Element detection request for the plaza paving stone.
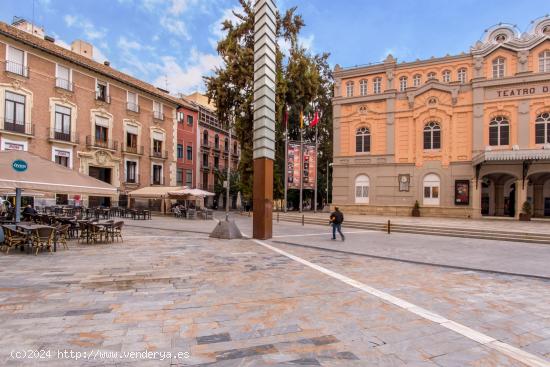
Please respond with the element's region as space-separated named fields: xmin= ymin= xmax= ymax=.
xmin=0 ymin=216 xmax=548 ymax=366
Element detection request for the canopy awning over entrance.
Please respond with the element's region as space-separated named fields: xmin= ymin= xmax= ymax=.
xmin=473 ymin=149 xmax=550 ymax=166
xmin=128 ymin=186 xmax=187 ymax=199
xmin=0 ymin=150 xmax=117 ymax=196
xmin=167 ymin=188 xmax=215 ymax=199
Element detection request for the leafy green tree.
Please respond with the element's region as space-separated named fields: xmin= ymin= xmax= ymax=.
xmin=205 ymin=1 xmax=334 ymax=206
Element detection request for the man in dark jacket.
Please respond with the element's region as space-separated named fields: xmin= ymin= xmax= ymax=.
xmin=329 ymin=207 xmax=345 ymax=241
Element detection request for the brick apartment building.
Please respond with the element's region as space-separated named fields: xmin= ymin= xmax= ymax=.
xmin=0 ymin=19 xmax=182 ymax=208
xmin=186 ymin=93 xmax=240 ymax=208
xmin=175 ymin=99 xmax=198 ymax=188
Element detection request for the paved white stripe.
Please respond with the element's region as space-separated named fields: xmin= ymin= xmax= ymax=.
xmin=251 ymin=238 xmax=550 ymax=367
xmin=273 ymin=230 xmax=374 ymax=238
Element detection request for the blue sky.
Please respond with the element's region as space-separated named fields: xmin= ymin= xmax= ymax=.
xmin=1 ymin=0 xmax=548 ymax=95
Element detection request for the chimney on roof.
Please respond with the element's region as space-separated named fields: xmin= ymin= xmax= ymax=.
xmin=71 ymin=40 xmax=93 ymax=60
xmin=104 ymin=61 xmax=110 ymax=66
xmin=12 ymin=17 xmax=45 ymax=38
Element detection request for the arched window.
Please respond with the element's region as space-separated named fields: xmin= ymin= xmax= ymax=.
xmin=346 ymin=81 xmax=354 ymax=97
xmin=442 ymin=70 xmax=451 ymax=83
xmin=224 ymin=137 xmax=229 ymax=152
xmin=359 ymin=79 xmax=368 ymax=96
xmin=214 ymin=134 xmax=219 ymax=149
xmin=423 ymin=122 xmax=441 ymax=150
xmin=413 ymin=74 xmax=421 ymax=87
xmin=427 ymin=72 xmax=437 ymax=81
xmin=539 ymin=51 xmax=550 ymax=73
xmin=355 ymin=175 xmax=370 ymax=204
xmin=423 ymin=174 xmax=440 ymax=206
xmin=492 ymin=57 xmax=505 ymax=79
xmin=355 ymin=127 xmax=371 ymax=153
xmin=489 ymin=116 xmax=510 ymax=146
xmin=457 ymin=68 xmax=467 ymax=84
xmin=373 ymin=77 xmax=382 ymax=94
xmin=535 ymin=112 xmax=550 ymax=144
xmin=399 ymin=76 xmax=408 ymax=92
xmin=202 ymin=130 xmax=209 ymax=146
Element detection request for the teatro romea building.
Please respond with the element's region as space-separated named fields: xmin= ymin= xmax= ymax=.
xmin=332 ymin=16 xmax=550 ymax=219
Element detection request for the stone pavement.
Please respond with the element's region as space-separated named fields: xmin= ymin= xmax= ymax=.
xmin=0 ymin=218 xmax=548 ymax=366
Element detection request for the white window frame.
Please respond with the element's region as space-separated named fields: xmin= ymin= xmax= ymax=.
xmin=354 ymin=175 xmax=370 ymax=204
xmin=51 ymin=146 xmax=73 ymax=169
xmin=413 ymin=74 xmax=421 ymax=87
xmin=373 ymin=77 xmax=382 ymax=94
xmin=124 ymin=158 xmax=139 ymax=183
xmin=539 ymin=50 xmax=550 ymax=73
xmin=95 ymin=79 xmax=110 ymax=101
xmin=399 ymin=76 xmax=407 ymax=92
xmin=427 ymin=72 xmax=437 ymax=81
xmin=127 ymin=91 xmax=139 ymax=112
xmin=492 ymin=57 xmax=505 ymax=79
xmin=359 ymin=79 xmax=368 ymax=96
xmin=55 ymin=64 xmax=72 ymax=91
xmin=346 ymin=81 xmax=354 ymax=97
xmin=442 ymin=70 xmax=451 ymax=83
xmin=151 ymin=163 xmax=163 ymax=185
xmin=423 ymin=174 xmax=440 ymax=206
xmin=6 ymin=45 xmax=27 ymax=77
xmin=457 ymin=68 xmax=467 ymax=84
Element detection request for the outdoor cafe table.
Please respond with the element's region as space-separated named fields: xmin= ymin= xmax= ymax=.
xmin=16 ymin=223 xmax=57 ymax=252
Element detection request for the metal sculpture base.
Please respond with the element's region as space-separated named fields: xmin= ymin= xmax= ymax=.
xmin=209 ymin=218 xmax=243 ymax=240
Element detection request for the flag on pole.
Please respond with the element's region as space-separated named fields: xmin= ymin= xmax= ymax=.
xmin=300 ymin=109 xmax=304 ymax=129
xmin=310 ymin=111 xmax=319 ymax=127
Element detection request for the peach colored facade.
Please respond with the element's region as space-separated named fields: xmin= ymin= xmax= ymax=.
xmin=0 ymin=20 xmax=180 ymax=207
xmin=333 ymin=17 xmax=550 ymax=219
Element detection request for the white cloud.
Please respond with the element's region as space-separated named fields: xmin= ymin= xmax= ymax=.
xmin=169 ymin=0 xmax=199 ymax=15
xmin=299 ymin=34 xmax=314 ymax=51
xmin=160 ymin=15 xmax=190 ymax=40
xmin=64 ymin=14 xmax=107 ymax=40
xmin=153 ymin=48 xmax=222 ymax=94
xmin=118 ymin=36 xmax=143 ymax=51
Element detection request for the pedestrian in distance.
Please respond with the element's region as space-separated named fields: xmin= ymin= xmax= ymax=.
xmin=329 ymin=207 xmax=345 ymax=241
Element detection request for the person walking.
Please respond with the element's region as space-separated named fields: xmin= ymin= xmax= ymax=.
xmin=330 ymin=207 xmax=345 ymax=241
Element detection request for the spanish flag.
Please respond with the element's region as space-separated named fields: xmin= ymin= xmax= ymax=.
xmin=300 ymin=110 xmax=304 ymax=129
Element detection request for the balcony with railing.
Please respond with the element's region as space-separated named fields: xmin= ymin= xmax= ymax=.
xmin=122 ymin=144 xmax=144 ymax=155
xmin=2 ymin=119 xmax=33 ymax=135
xmin=48 ymin=128 xmax=78 ymax=144
xmin=95 ymin=91 xmax=111 ymax=103
xmin=5 ymin=61 xmax=28 ymax=77
xmin=152 ymin=176 xmax=165 ymax=186
xmin=55 ymin=78 xmax=73 ymax=92
xmin=202 ymin=160 xmax=211 ymax=171
xmin=85 ymin=135 xmax=118 ymax=151
xmin=150 ymin=149 xmax=168 ymax=159
xmin=200 ymin=183 xmax=215 ymax=192
xmin=127 ymin=102 xmax=139 ymax=113
xmin=153 ymin=110 xmax=164 ymax=121
xmin=124 ymin=174 xmax=140 ymax=185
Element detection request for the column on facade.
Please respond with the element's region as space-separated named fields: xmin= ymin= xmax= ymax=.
xmin=494 ymin=184 xmax=505 ymax=216
xmin=470 ymin=178 xmax=482 ymax=219
xmin=533 ymin=184 xmax=544 ymax=217
xmin=515 ymin=179 xmax=528 ymax=219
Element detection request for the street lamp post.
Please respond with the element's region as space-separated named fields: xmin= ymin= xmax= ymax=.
xmin=326 ymin=162 xmax=333 ymax=209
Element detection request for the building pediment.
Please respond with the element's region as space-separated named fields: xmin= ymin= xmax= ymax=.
xmin=406 ymin=81 xmax=459 ymax=108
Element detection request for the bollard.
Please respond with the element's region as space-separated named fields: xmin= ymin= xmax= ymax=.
xmin=302 ymin=214 xmax=305 ymax=226
xmin=387 ymin=219 xmax=391 ymax=234
xmin=277 ymin=212 xmax=279 ymax=223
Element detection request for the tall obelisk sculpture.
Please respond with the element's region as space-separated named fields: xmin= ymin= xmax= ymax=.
xmin=252 ymin=0 xmax=276 ymax=239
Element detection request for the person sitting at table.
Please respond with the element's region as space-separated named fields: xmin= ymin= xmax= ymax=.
xmin=22 ymin=205 xmax=37 ymax=221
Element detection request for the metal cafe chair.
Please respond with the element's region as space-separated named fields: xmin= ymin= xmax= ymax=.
xmin=31 ymin=227 xmax=55 ymax=255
